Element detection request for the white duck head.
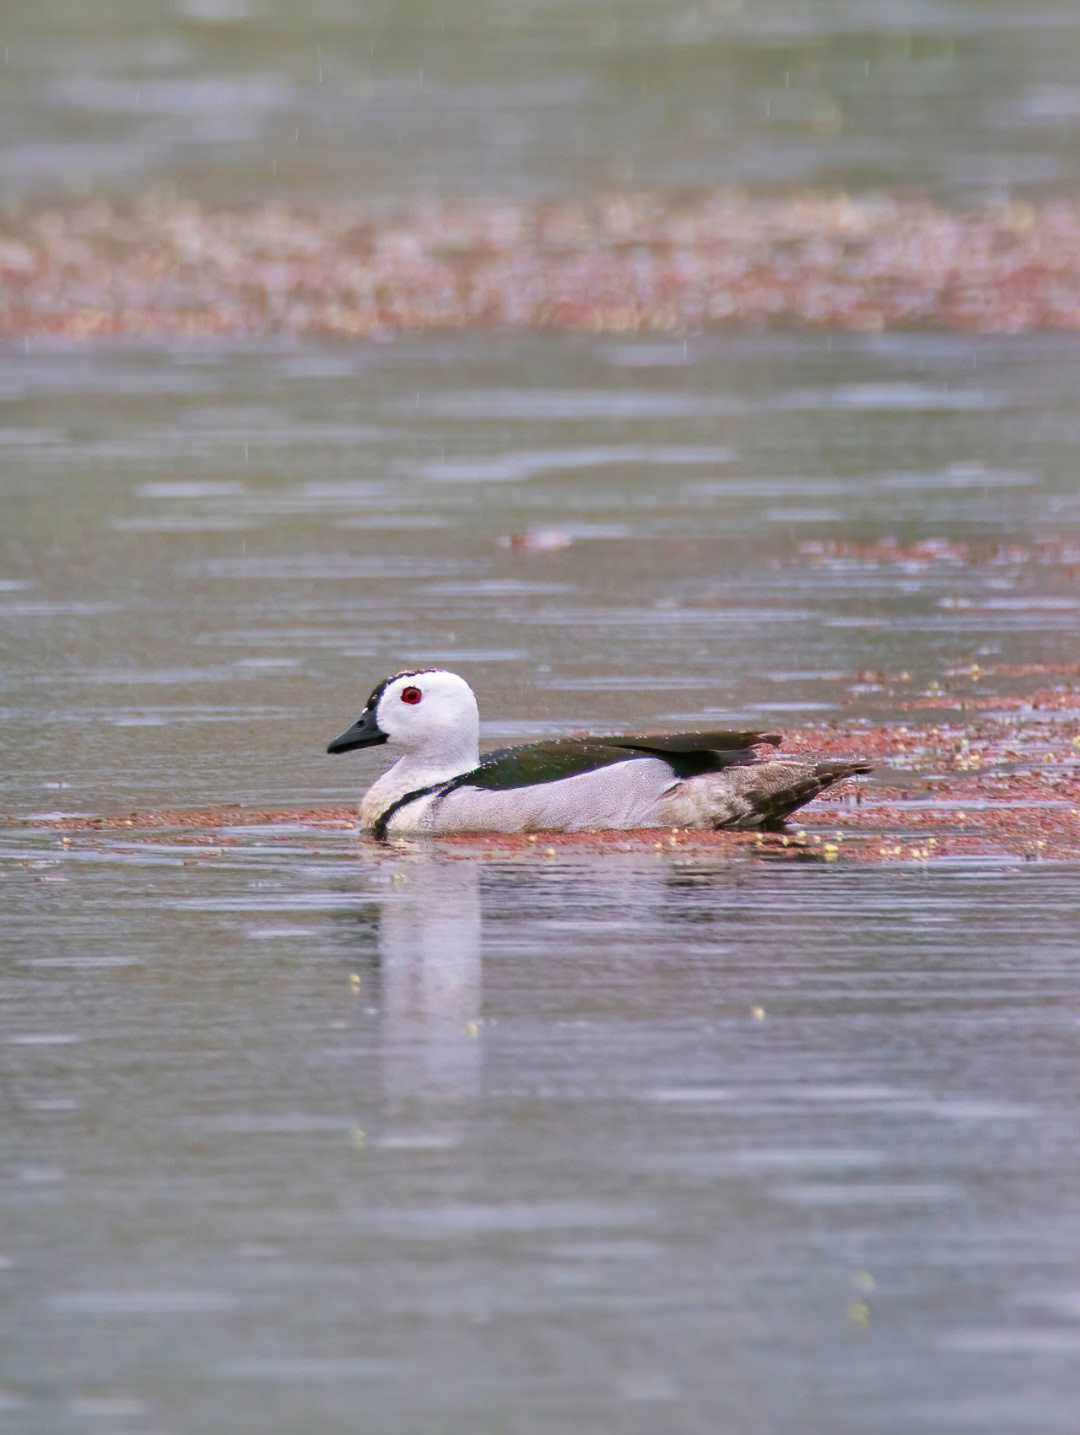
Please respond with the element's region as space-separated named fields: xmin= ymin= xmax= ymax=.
xmin=327 ymin=668 xmax=481 ymax=786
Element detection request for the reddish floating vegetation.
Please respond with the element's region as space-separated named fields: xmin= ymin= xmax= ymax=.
xmin=38 ymin=804 xmax=364 ymax=832
xmin=5 ymin=192 xmax=1080 ymax=339
xmin=11 ymin=689 xmax=1080 ymax=865
xmin=498 ymin=529 xmax=573 ymax=552
xmin=798 ymin=537 xmax=1080 ymax=569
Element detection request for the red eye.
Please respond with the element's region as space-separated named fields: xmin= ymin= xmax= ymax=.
xmin=400 ymin=686 xmax=422 ymax=705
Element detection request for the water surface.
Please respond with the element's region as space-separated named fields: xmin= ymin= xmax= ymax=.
xmin=5 ymin=0 xmax=1080 ymax=205
xmin=5 ymin=831 xmax=1080 ymax=1434
xmin=3 ymin=326 xmax=1080 ymax=1431
xmin=4 ymin=329 xmax=1079 ymax=814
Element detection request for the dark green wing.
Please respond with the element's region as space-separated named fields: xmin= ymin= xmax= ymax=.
xmin=465 ymin=730 xmax=781 ymax=792
xmin=599 ymin=729 xmax=782 ymax=756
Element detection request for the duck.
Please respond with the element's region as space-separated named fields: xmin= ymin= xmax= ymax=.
xmin=327 ymin=668 xmax=870 ymax=839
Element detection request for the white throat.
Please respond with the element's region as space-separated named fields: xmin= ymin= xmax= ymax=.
xmin=359 ymin=741 xmax=478 ymax=828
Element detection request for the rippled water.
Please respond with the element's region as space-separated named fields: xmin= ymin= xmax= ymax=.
xmin=6 ymin=829 xmax=1080 ymax=1434
xmin=4 ymin=326 xmax=1080 ymax=1432
xmin=5 ymin=0 xmax=1080 ymax=205
xmin=5 ymin=330 xmax=1080 ymax=815
xmin=5 ymin=2 xmax=1080 ymax=1425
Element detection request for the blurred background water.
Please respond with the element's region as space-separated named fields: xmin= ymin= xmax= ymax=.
xmin=4 ymin=4 xmax=1080 ymax=1434
xmin=4 ymin=0 xmax=1080 ymax=206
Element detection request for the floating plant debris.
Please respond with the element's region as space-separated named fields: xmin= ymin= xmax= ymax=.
xmin=5 ymin=193 xmax=1080 ymax=339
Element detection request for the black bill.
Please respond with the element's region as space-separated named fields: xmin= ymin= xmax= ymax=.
xmin=327 ymin=706 xmax=388 ymax=754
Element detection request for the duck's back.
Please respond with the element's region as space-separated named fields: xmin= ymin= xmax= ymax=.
xmin=468 ymin=729 xmax=780 ymax=788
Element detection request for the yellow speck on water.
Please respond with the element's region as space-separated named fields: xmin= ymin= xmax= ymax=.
xmin=669 ymin=835 xmax=679 ymax=846
xmin=528 ymin=833 xmax=538 ymax=842
xmin=846 ymin=1301 xmax=871 ymax=1326
xmin=349 ymin=972 xmax=361 ymax=993
xmin=852 ymin=1271 xmax=876 ymax=1294
xmin=970 ymin=664 xmax=980 ymax=679
xmin=1004 ymin=200 xmax=1036 ymax=231
xmin=823 ymin=843 xmax=840 ymax=862
xmin=654 ymin=841 xmax=664 ymax=850
xmin=391 ymin=871 xmax=406 ymax=883
xmin=349 ymin=1128 xmax=366 ymax=1150
xmin=811 ymin=94 xmax=843 ymax=137
xmin=751 ymin=1005 xmax=765 ymax=1021
xmin=465 ymin=1020 xmax=481 ymax=1040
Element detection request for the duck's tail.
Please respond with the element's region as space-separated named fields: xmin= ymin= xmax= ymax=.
xmin=736 ymin=757 xmax=871 ymax=829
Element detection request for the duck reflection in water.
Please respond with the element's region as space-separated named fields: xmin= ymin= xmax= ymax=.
xmin=340 ymin=857 xmax=482 ymax=1137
